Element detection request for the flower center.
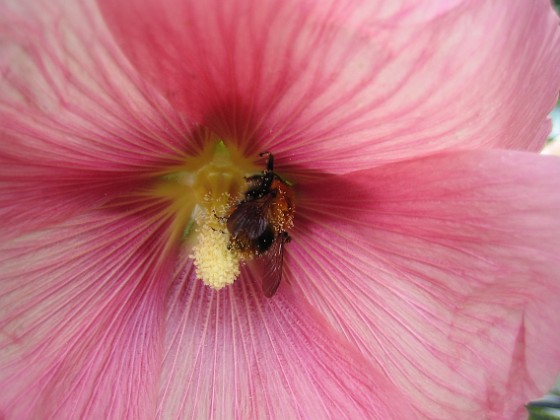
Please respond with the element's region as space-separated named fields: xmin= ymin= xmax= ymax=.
xmin=153 ymin=137 xmax=261 ymax=289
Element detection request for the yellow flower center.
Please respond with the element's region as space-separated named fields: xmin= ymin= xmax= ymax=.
xmin=151 ymin=135 xmax=259 ymax=289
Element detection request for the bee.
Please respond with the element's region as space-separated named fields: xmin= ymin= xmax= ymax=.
xmin=227 ymin=152 xmax=295 ymax=297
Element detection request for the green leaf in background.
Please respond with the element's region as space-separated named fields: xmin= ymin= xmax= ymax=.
xmin=528 ymin=393 xmax=560 ymax=419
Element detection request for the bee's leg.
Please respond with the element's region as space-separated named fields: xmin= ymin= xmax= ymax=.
xmin=245 ymin=174 xmax=263 ymax=183
xmin=259 ymin=151 xmax=274 ymax=171
xmin=212 ymin=209 xmax=227 ymax=223
xmin=210 ymin=226 xmax=226 ymax=234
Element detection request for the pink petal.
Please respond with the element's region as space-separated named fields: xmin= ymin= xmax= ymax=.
xmin=0 ymin=157 xmax=146 ymax=239
xmin=0 ymin=202 xmax=175 ymax=418
xmin=159 ymin=257 xmax=415 ymax=418
xmin=98 ymin=0 xmax=560 ymax=172
xmin=0 ymin=0 xmax=196 ymax=168
xmin=0 ymin=0 xmax=202 ymax=234
xmin=293 ymin=149 xmax=560 ymax=418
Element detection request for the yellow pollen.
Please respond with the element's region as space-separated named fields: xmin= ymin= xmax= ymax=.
xmin=190 ymin=203 xmax=243 ymax=289
xmin=153 ymin=137 xmax=258 ymax=290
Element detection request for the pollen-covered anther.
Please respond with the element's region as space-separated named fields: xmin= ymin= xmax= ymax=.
xmin=190 ymin=193 xmax=243 ymax=289
xmin=190 ymin=197 xmax=243 ymax=290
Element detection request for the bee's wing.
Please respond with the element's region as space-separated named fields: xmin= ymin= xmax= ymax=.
xmin=227 ymin=199 xmax=270 ymax=239
xmin=262 ymin=233 xmax=289 ymax=298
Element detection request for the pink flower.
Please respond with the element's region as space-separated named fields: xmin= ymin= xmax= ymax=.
xmin=1 ymin=0 xmax=560 ymax=418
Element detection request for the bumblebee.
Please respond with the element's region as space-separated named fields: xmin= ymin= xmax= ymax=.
xmin=227 ymin=152 xmax=295 ymax=297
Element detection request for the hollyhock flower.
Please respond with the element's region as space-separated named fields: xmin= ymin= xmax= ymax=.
xmin=1 ymin=0 xmax=560 ymax=418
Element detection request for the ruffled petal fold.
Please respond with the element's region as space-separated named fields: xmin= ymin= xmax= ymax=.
xmin=98 ymin=0 xmax=560 ymax=172
xmin=0 ymin=202 xmax=175 ymax=419
xmin=294 ymin=149 xmax=560 ymax=418
xmin=158 ymin=259 xmax=415 ymax=418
